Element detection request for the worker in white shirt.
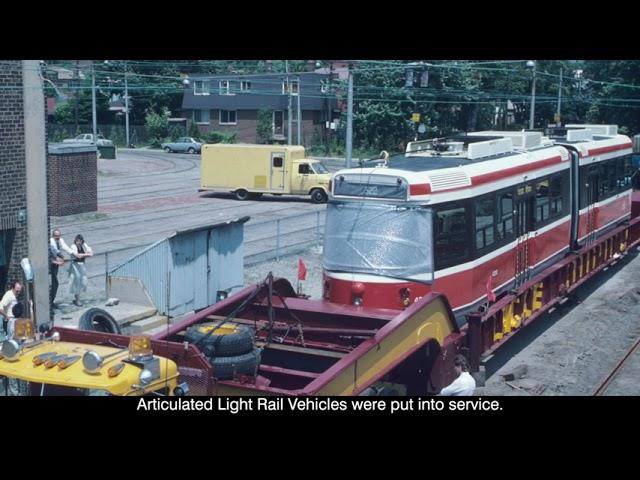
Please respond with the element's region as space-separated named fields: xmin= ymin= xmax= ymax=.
xmin=49 ymin=229 xmax=73 ymax=308
xmin=0 ymin=282 xmax=23 ymax=339
xmin=439 ymin=354 xmax=476 ymax=396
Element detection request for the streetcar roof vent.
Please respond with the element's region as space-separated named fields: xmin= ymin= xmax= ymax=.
xmin=565 ymin=124 xmax=618 ymax=136
xmin=427 ymin=169 xmax=471 ymax=191
xmin=467 ymin=137 xmax=513 ymax=160
xmin=566 ymin=129 xmax=593 ymax=142
xmin=468 ymin=131 xmax=542 ymax=149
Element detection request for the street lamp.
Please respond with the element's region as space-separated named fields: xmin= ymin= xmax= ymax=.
xmin=526 ymin=60 xmax=536 ymax=129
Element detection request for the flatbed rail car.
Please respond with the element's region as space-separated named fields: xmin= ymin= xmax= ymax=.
xmin=145 ymin=192 xmax=639 ymax=396
xmin=150 ymin=277 xmax=462 ymax=395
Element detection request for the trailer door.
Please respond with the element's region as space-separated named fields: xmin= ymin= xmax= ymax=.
xmin=270 ymin=152 xmax=286 ymax=191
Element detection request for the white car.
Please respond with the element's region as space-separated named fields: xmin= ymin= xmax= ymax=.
xmin=63 ymin=134 xmax=114 ymax=147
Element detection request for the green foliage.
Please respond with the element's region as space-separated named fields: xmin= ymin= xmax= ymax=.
xmin=145 ymin=108 xmax=170 ymax=140
xmin=148 ymin=137 xmax=164 ymax=149
xmin=48 ymin=129 xmax=67 ymax=143
xmin=168 ymin=125 xmax=185 ymax=141
xmin=205 ymin=131 xmax=237 ymax=144
xmin=188 ymin=122 xmax=201 ymax=139
xmin=107 ymin=125 xmax=126 ymax=147
xmin=256 ymin=108 xmax=273 ymax=144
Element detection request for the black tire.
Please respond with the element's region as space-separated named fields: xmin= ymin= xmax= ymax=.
xmin=78 ymin=307 xmax=121 ymax=335
xmin=186 ymin=321 xmax=254 ymax=357
xmin=163 ymin=147 xmax=171 ymax=153
xmin=310 ymin=189 xmax=327 ymax=204
xmin=188 ymin=147 xmax=196 ymax=154
xmin=209 ymin=348 xmax=262 ymax=380
xmin=234 ymin=189 xmax=249 ymax=201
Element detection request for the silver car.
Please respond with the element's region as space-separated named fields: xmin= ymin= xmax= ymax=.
xmin=161 ymin=137 xmax=202 ymax=154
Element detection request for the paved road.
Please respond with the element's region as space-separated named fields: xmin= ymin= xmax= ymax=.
xmin=52 ymin=149 xmax=344 ymax=279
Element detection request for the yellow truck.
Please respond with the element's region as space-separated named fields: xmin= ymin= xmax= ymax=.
xmin=200 ymin=144 xmax=331 ymax=203
xmin=0 ymin=319 xmax=187 ymax=396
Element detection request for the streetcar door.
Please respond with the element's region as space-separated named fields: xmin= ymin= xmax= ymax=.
xmin=569 ymin=150 xmax=580 ymax=250
xmin=584 ymin=165 xmax=600 ymax=245
xmin=514 ymin=184 xmax=535 ymax=287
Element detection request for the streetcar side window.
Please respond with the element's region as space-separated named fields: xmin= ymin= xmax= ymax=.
xmin=475 ymin=197 xmax=495 ymax=250
xmin=616 ymin=157 xmax=626 ymax=189
xmin=623 ymin=155 xmax=633 ymax=188
xmin=434 ymin=203 xmax=469 ymax=270
xmin=535 ymin=179 xmax=550 ymax=223
xmin=496 ymin=192 xmax=514 ymax=240
xmin=550 ymin=174 xmax=563 ymax=216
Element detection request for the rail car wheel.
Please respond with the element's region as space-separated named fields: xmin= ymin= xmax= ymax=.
xmin=78 ymin=308 xmax=122 ymax=335
xmin=209 ymin=348 xmax=262 ymax=380
xmin=186 ymin=321 xmax=254 ymax=357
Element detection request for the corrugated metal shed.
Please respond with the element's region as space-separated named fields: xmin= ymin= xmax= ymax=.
xmin=108 ymin=217 xmax=249 ymax=316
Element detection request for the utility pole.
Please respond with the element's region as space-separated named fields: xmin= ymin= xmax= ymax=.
xmin=22 ymin=60 xmax=50 ymax=327
xmin=91 ymin=61 xmax=97 ymax=138
xmin=345 ymin=64 xmax=353 ymax=168
xmin=556 ymin=67 xmax=563 ymax=125
xmin=527 ymin=60 xmax=537 ymax=130
xmin=74 ymin=60 xmax=79 ymax=131
xmin=286 ymin=61 xmax=292 ymax=145
xmin=124 ymin=60 xmax=130 ymax=147
xmin=296 ymin=74 xmax=302 ymax=145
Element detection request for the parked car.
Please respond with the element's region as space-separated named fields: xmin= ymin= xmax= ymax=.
xmin=161 ymin=137 xmax=203 ymax=154
xmin=62 ymin=133 xmax=114 ymax=147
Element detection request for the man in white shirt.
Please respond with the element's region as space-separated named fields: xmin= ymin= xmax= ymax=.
xmin=0 ymin=282 xmax=23 ymax=339
xmin=49 ymin=229 xmax=72 ymax=308
xmin=439 ymin=354 xmax=476 ymax=396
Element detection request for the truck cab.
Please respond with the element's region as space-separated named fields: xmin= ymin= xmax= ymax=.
xmin=0 ymin=319 xmax=185 ymax=396
xmin=291 ymin=159 xmax=331 ymax=203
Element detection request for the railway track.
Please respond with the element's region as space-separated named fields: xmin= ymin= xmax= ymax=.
xmin=593 ymin=336 xmax=640 ymax=396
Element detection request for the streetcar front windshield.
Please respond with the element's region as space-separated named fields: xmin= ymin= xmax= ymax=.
xmin=323 ymin=201 xmax=433 ymax=281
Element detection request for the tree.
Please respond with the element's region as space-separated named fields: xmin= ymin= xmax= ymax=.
xmin=145 ymin=107 xmax=170 ymax=142
xmin=256 ymin=108 xmax=273 ymax=144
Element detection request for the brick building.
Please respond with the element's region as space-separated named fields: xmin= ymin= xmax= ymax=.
xmin=180 ymin=72 xmax=339 ymax=145
xmin=0 ymin=61 xmax=29 ymax=291
xmin=48 ymin=144 xmax=97 ymax=216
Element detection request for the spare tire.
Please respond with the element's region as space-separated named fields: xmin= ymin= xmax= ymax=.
xmin=209 ymin=348 xmax=262 ymax=380
xmin=186 ymin=321 xmax=254 ymax=357
xmin=78 ymin=307 xmax=121 ymax=335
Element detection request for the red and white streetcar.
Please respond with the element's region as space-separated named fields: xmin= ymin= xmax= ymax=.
xmin=323 ymin=125 xmax=634 ymax=321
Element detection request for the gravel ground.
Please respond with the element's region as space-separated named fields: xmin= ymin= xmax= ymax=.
xmin=243 ymin=245 xmax=324 ymax=299
xmin=478 ymin=246 xmax=640 ymax=396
